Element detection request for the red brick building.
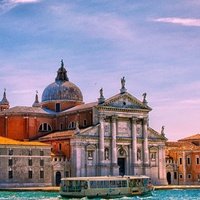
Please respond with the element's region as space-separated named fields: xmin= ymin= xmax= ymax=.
xmin=166 ymin=134 xmax=200 ymax=185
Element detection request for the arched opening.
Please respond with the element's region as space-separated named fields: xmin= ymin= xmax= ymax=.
xmin=55 ymin=171 xmax=61 ymax=186
xmin=167 ymin=172 xmax=171 ymax=185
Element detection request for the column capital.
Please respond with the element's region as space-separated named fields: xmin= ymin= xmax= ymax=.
xmin=143 ymin=117 xmax=148 ymax=124
xmin=111 ymin=115 xmax=118 ymax=122
xmin=99 ymin=113 xmax=106 ymax=121
xmin=131 ymin=117 xmax=137 ymax=123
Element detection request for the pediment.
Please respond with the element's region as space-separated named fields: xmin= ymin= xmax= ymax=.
xmin=77 ymin=125 xmax=99 ymax=137
xmin=102 ymin=92 xmax=151 ymax=110
xmin=148 ymin=127 xmax=167 ymax=140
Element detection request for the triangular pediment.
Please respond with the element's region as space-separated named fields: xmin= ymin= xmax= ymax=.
xmin=101 ymin=92 xmax=151 ymax=111
xmin=148 ymin=127 xmax=167 ymax=140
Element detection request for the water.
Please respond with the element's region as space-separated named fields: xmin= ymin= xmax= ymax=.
xmin=0 ymin=189 xmax=200 ymax=200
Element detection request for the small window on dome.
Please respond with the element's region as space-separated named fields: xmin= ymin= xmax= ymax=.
xmin=56 ymin=103 xmax=61 ymax=112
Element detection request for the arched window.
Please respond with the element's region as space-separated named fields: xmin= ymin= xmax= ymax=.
xmin=38 ymin=123 xmax=52 ymax=132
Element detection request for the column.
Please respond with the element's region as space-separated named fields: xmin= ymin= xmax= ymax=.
xmin=99 ymin=113 xmax=105 ymax=165
xmin=143 ymin=118 xmax=149 ymax=169
xmin=131 ymin=117 xmax=137 ymax=174
xmin=111 ymin=115 xmax=118 ymax=175
xmin=158 ymin=145 xmax=167 ymax=184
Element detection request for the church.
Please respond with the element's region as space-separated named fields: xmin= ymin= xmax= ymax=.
xmin=0 ymin=61 xmax=167 ymax=185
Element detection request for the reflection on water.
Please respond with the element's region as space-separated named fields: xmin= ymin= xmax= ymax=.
xmin=0 ymin=189 xmax=200 ymax=200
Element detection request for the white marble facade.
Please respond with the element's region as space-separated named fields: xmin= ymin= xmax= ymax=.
xmin=70 ymin=91 xmax=167 ymax=185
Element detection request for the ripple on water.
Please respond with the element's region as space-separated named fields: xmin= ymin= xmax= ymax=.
xmin=0 ymin=189 xmax=200 ymax=200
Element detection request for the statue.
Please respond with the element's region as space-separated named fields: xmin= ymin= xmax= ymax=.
xmin=142 ymin=92 xmax=147 ymax=101
xmin=121 ymin=76 xmax=125 ymax=88
xmin=120 ymin=76 xmax=127 ymax=94
xmin=100 ymin=88 xmax=103 ymax=98
xmin=161 ymin=126 xmax=165 ymax=136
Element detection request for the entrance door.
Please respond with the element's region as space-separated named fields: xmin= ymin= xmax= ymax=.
xmin=55 ymin=171 xmax=61 ymax=186
xmin=118 ymin=158 xmax=125 ymax=176
xmin=167 ymin=172 xmax=171 ymax=185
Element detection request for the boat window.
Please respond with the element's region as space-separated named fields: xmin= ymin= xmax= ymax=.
xmin=121 ymin=180 xmax=127 ymax=187
xmin=129 ymin=179 xmax=136 ymax=187
xmin=90 ymin=181 xmax=97 ymax=188
xmin=64 ymin=180 xmax=82 ymax=192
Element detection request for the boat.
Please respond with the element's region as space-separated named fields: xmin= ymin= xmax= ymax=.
xmin=59 ymin=175 xmax=153 ymax=198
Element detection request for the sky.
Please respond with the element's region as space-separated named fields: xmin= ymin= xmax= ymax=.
xmin=0 ymin=0 xmax=200 ymax=141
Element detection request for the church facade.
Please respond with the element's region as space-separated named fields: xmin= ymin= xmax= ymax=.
xmin=0 ymin=61 xmax=167 ymax=185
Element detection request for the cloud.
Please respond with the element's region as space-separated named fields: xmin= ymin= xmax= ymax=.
xmin=154 ymin=17 xmax=200 ymax=27
xmin=0 ymin=0 xmax=41 ymax=15
xmin=49 ymin=3 xmax=134 ymax=42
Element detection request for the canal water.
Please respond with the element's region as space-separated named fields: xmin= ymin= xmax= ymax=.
xmin=0 ymin=189 xmax=200 ymax=199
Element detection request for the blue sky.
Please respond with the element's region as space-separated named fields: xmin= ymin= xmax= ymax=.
xmin=1 ymin=0 xmax=200 ymax=140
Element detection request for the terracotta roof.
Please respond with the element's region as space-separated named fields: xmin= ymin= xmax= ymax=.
xmin=166 ymin=141 xmax=200 ymax=151
xmin=178 ymin=134 xmax=200 ymax=141
xmin=61 ymin=102 xmax=97 ymax=114
xmin=0 ymin=136 xmax=50 ymax=146
xmin=39 ymin=130 xmax=75 ymax=141
xmin=0 ymin=106 xmax=56 ymax=115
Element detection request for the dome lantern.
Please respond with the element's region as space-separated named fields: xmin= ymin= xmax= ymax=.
xmin=55 ymin=59 xmax=69 ymax=82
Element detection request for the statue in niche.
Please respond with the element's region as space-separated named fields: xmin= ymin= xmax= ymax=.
xmin=137 ymin=149 xmax=141 ymax=161
xmin=104 ymin=148 xmax=109 ymax=160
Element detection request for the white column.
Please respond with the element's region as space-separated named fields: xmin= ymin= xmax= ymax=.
xmin=99 ymin=113 xmax=105 ymax=165
xmin=131 ymin=117 xmax=137 ymax=175
xmin=111 ymin=115 xmax=117 ymax=165
xmin=158 ymin=145 xmax=166 ymax=179
xmin=143 ymin=118 xmax=149 ymax=167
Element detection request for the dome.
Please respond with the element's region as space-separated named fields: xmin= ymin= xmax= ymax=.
xmin=41 ymin=60 xmax=83 ymax=103
xmin=42 ymin=81 xmax=83 ymax=102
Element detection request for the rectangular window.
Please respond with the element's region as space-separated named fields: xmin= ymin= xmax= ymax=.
xmin=40 ymin=159 xmax=44 ymax=166
xmin=179 ymin=174 xmax=183 ymax=179
xmin=28 ymin=149 xmax=32 ymax=156
xmin=65 ymin=171 xmax=69 ymax=177
xmin=197 ymin=157 xmax=199 ymax=165
xmin=179 ymin=157 xmax=182 ymax=165
xmin=8 ymin=149 xmax=13 ymax=155
xmin=187 ymin=174 xmax=191 ymax=179
xmin=83 ymin=119 xmax=87 ymax=127
xmin=40 ymin=150 xmax=44 ymax=156
xmin=28 ymin=159 xmax=32 ymax=166
xmin=28 ymin=170 xmax=32 ymax=179
xmin=60 ymin=123 xmax=63 ymax=130
xmin=8 ymin=159 xmax=13 ymax=166
xmin=187 ymin=157 xmax=191 ymax=165
xmin=59 ymin=143 xmax=62 ymax=151
xmin=8 ymin=171 xmax=13 ymax=179
xmin=40 ymin=170 xmax=44 ymax=179
xmin=56 ymin=103 xmax=61 ymax=112
xmin=174 ymin=172 xmax=177 ymax=180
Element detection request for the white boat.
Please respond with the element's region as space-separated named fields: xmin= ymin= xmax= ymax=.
xmin=59 ymin=175 xmax=153 ymax=198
